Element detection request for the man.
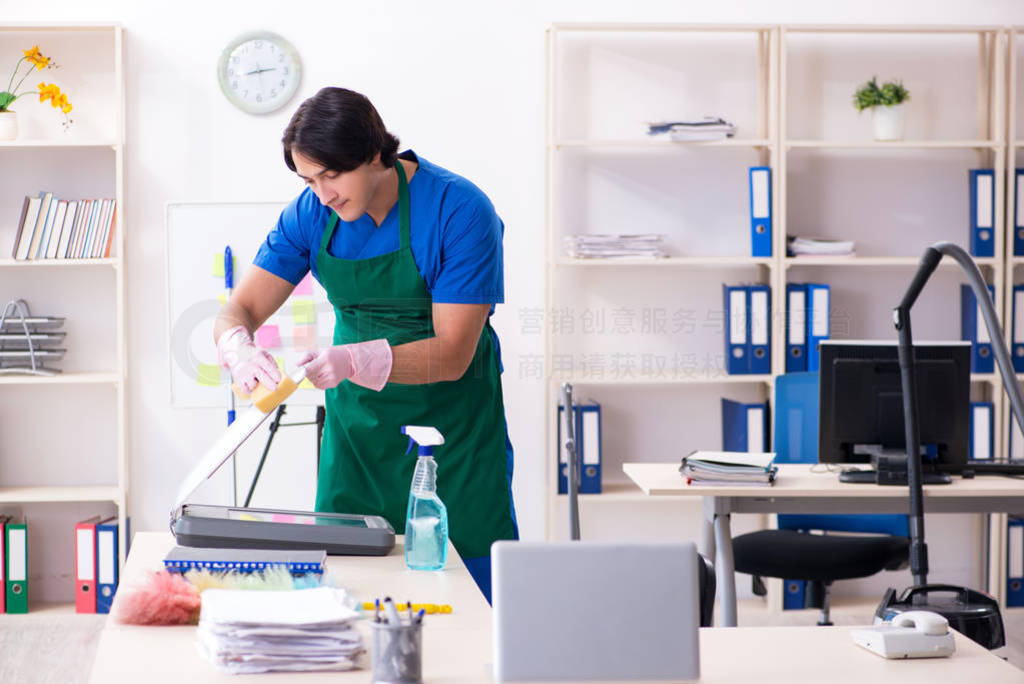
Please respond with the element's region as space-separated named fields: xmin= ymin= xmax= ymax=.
xmin=214 ymin=87 xmax=517 ymax=600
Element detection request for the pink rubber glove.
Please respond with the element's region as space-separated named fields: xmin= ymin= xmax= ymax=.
xmin=216 ymin=325 xmax=281 ymax=394
xmin=298 ymin=339 xmax=393 ymax=391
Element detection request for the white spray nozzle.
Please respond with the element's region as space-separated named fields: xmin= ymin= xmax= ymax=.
xmin=402 ymin=425 xmax=445 ymax=456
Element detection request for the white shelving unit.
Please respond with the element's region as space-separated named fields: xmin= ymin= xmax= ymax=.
xmin=545 ymin=23 xmax=779 ymax=542
xmin=546 ymin=22 xmax=1019 ymax=608
xmin=0 ymin=23 xmax=126 ymax=608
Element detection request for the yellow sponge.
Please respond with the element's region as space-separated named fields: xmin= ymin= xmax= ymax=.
xmin=250 ymin=375 xmax=299 ymax=413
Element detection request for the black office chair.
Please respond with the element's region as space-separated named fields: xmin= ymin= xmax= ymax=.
xmin=561 ymin=383 xmax=716 ymax=626
xmin=731 ymin=373 xmax=909 ymax=625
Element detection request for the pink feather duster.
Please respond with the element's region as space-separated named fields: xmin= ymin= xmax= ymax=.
xmin=114 ymin=570 xmax=201 ymax=625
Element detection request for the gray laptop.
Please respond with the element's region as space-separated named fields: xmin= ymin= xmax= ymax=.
xmin=491 ymin=541 xmax=700 ymax=682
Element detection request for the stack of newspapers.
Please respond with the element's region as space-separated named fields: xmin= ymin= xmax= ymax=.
xmin=679 ymin=451 xmax=778 ymax=486
xmin=563 ymin=234 xmax=667 ymax=259
xmin=197 ymin=586 xmax=364 ymax=674
xmin=646 ymin=117 xmax=736 ymax=141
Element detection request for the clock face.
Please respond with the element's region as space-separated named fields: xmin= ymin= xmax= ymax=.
xmin=217 ymin=31 xmax=302 ymax=115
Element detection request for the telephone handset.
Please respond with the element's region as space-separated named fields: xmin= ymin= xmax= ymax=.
xmin=850 ymin=610 xmax=956 ymax=659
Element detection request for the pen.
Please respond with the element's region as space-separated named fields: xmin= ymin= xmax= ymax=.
xmin=407 ymin=598 xmax=414 ymax=623
xmin=383 ymin=596 xmax=401 ymax=626
xmin=415 ymin=608 xmax=425 ymax=624
xmin=375 ymin=597 xmax=381 ymax=623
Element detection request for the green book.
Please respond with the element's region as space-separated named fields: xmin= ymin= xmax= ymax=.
xmin=6 ymin=519 xmax=27 ymax=613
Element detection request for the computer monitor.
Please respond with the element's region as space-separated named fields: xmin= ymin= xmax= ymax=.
xmin=818 ymin=340 xmax=970 ymax=477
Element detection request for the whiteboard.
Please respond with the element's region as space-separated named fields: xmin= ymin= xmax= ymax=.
xmin=166 ymin=202 xmax=334 ymax=407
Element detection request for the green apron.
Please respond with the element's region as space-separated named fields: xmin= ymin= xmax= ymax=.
xmin=314 ymin=161 xmax=516 ymax=560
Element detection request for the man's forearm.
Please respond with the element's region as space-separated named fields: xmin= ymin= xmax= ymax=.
xmin=388 ymin=336 xmax=477 ymax=384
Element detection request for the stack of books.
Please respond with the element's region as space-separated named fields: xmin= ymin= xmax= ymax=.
xmin=563 ymin=234 xmax=667 ymax=259
xmin=646 ymin=117 xmax=737 ymax=142
xmin=679 ymin=451 xmax=778 ymax=486
xmin=787 ymin=235 xmax=856 ymax=257
xmin=197 ymin=586 xmax=364 ymax=674
xmin=11 ymin=192 xmax=117 ymax=260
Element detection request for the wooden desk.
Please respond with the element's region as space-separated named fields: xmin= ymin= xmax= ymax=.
xmin=698 ymin=625 xmax=1022 ymax=683
xmin=624 ymin=463 xmax=1024 ymax=627
xmin=88 ymin=533 xmax=1023 ymax=682
xmin=88 ymin=532 xmax=492 ymax=683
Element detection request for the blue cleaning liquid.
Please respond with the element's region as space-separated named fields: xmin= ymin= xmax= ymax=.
xmin=404 ymin=495 xmax=449 ymax=571
xmin=405 ymin=455 xmax=449 ymax=571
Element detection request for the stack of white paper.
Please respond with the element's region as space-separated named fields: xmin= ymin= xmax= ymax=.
xmin=787 ymin=235 xmax=856 ymax=257
xmin=196 ymin=586 xmax=364 ymax=674
xmin=647 ymin=117 xmax=737 ymax=141
xmin=679 ymin=451 xmax=778 ymax=486
xmin=563 ymin=234 xmax=668 ymax=259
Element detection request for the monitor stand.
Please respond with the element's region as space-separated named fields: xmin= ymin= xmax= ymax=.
xmin=839 ymin=449 xmax=952 ymax=486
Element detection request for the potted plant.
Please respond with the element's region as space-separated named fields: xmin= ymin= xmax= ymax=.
xmin=0 ymin=45 xmax=74 ymax=140
xmin=853 ymin=76 xmax=910 ymax=141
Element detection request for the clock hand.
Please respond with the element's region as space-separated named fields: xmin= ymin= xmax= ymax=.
xmin=243 ymin=67 xmax=277 ymax=75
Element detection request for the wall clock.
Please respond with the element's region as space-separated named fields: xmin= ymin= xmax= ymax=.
xmin=217 ymin=31 xmax=302 ymax=115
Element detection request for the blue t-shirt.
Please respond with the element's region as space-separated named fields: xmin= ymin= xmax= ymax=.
xmin=254 ymin=151 xmax=504 ymax=307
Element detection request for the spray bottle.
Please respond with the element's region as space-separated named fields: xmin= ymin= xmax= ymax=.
xmin=402 ymin=425 xmax=449 ymax=571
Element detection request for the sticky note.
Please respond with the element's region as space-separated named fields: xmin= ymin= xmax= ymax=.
xmin=294 ymin=272 xmax=314 ymax=295
xmin=217 ymin=293 xmax=226 ymax=306
xmin=255 ymin=324 xmax=281 ymax=349
xmin=274 ymin=356 xmax=284 ymax=372
xmin=212 ymin=254 xmax=237 ymax=278
xmin=197 ymin=363 xmax=221 ymax=386
xmin=299 ymin=377 xmax=315 ymax=390
xmin=271 ymin=514 xmax=296 ymax=523
xmin=237 ymin=513 xmax=260 ymax=522
xmin=292 ymin=299 xmax=315 ymax=324
xmin=293 ymin=324 xmax=317 ymax=351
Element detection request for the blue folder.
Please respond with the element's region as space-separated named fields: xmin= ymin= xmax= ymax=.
xmin=723 ymin=284 xmax=749 ymax=374
xmin=969 ymin=402 xmax=993 ymax=462
xmin=1014 ymin=170 xmax=1024 ymax=256
xmin=95 ymin=517 xmax=118 ymax=614
xmin=785 ymin=283 xmax=808 ymax=373
xmin=969 ymin=169 xmax=995 ymax=257
xmin=805 ymin=284 xmax=830 ymax=372
xmin=1007 ymin=517 xmax=1024 ymax=607
xmin=721 ymin=398 xmax=768 ymax=452
xmin=1013 ymin=285 xmax=1024 ymax=373
xmin=960 ymin=283 xmax=995 ymax=374
xmin=747 ymin=285 xmax=771 ymax=375
xmin=748 ymin=166 xmax=772 ymax=257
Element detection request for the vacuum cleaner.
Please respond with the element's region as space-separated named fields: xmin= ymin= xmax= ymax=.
xmin=877 ymin=241 xmax=1006 ymax=649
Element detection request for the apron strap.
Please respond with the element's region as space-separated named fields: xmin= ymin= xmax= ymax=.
xmin=320 ymin=211 xmax=339 ymax=253
xmin=395 ymin=160 xmax=411 ymax=250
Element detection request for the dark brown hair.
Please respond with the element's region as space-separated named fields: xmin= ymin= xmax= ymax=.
xmin=282 ymin=87 xmax=399 ymax=172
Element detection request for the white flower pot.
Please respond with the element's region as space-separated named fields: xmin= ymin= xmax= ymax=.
xmin=872 ymin=104 xmax=904 ymax=141
xmin=0 ymin=111 xmax=17 ymax=141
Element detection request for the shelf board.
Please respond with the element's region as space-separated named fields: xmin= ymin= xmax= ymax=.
xmin=556 ymin=256 xmax=773 ymax=267
xmin=555 ymin=138 xmax=772 ymax=149
xmin=552 ymin=373 xmax=772 ymax=385
xmin=0 ymin=371 xmax=120 ymax=385
xmin=786 ymin=139 xmax=999 ymax=150
xmin=0 ymin=139 xmax=119 ymax=149
xmin=785 ymin=256 xmax=997 ymax=268
xmin=0 ymin=485 xmax=120 ymax=504
xmin=0 ymin=258 xmax=118 ymax=267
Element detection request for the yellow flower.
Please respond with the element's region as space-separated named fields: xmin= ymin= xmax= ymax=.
xmin=37 ymin=82 xmax=60 ymax=105
xmin=23 ymin=46 xmax=50 ymax=70
xmin=56 ymin=93 xmax=72 ymax=114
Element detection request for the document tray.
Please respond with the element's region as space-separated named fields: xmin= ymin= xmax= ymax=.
xmin=171 ymin=504 xmax=395 ymax=556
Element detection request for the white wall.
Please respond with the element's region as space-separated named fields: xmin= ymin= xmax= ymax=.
xmin=6 ymin=0 xmax=1024 ymax=600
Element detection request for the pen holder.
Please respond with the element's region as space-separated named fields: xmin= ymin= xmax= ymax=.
xmin=371 ymin=620 xmax=423 ymax=684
